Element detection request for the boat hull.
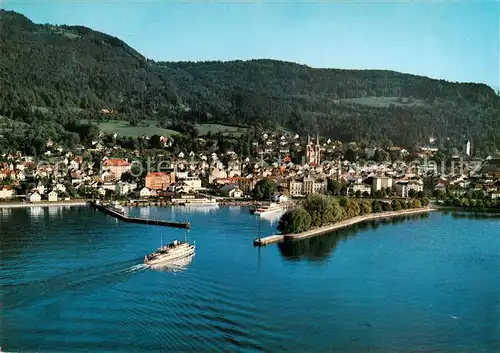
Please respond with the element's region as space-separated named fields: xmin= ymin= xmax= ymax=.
xmin=254 ymin=208 xmax=283 ymax=216
xmin=144 ymin=247 xmax=196 ymax=266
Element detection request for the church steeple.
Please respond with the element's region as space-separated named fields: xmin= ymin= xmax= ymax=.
xmin=315 ymin=133 xmax=321 ymax=166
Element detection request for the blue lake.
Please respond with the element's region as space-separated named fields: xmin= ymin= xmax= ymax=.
xmin=0 ymin=205 xmax=499 ymax=352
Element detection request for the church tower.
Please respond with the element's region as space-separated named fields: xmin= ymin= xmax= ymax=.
xmin=306 ymin=134 xmax=316 ymax=165
xmin=315 ymin=133 xmax=321 ymax=166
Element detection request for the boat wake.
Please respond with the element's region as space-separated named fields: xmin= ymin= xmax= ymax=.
xmin=121 ymin=263 xmax=150 ymax=274
xmin=1 ymin=259 xmax=148 ymax=310
xmin=149 ymin=254 xmax=195 ymax=273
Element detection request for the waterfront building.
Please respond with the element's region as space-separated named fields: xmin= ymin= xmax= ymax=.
xmin=28 ymin=192 xmax=41 ymax=203
xmin=48 ymin=190 xmax=58 ymax=202
xmin=145 ymin=172 xmax=175 ymax=190
xmin=139 ymin=187 xmax=152 ymax=198
xmin=287 ymin=177 xmax=327 ymax=196
xmin=115 ymin=182 xmax=137 ymax=196
xmin=219 ymin=184 xmax=244 ymax=198
xmin=0 ymin=185 xmax=14 ymax=199
xmin=181 ymin=177 xmax=202 ymax=191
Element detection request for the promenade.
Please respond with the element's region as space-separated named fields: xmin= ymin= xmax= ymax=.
xmin=0 ymin=200 xmax=88 ymax=208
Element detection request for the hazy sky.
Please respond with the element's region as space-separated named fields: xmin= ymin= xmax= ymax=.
xmin=2 ymin=1 xmax=499 ymax=88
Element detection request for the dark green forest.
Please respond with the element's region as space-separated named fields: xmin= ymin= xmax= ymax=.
xmin=1 ymin=10 xmax=499 ymax=155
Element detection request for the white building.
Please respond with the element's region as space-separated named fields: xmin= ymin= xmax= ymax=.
xmin=54 ymin=183 xmax=66 ymax=193
xmin=115 ymin=182 xmax=137 ymax=196
xmin=273 ymin=194 xmax=288 ymax=203
xmin=36 ymin=184 xmax=45 ymax=195
xmin=395 ymin=180 xmax=424 ymax=197
xmin=287 ymin=178 xmax=327 ymax=197
xmin=97 ymin=187 xmax=106 ymax=197
xmin=352 ymin=183 xmax=372 ymax=195
xmin=372 ymin=177 xmax=393 ymax=194
xmin=48 ymin=190 xmax=58 ymax=202
xmin=464 ymin=140 xmax=471 ymax=156
xmin=0 ymin=186 xmax=14 ymax=199
xmin=139 ymin=187 xmax=152 ymax=198
xmin=219 ymin=185 xmax=243 ymax=198
xmin=182 ymin=177 xmax=202 ymax=191
xmin=28 ymin=192 xmax=41 ymax=203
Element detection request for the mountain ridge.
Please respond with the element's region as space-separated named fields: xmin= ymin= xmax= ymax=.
xmin=0 ymin=9 xmax=499 ymax=155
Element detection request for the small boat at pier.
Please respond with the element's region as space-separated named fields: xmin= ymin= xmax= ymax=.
xmin=251 ymin=202 xmax=283 ymax=216
xmin=105 ymin=201 xmax=126 ymax=215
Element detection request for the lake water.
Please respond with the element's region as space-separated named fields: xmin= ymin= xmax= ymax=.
xmin=0 ymin=206 xmax=499 ymax=352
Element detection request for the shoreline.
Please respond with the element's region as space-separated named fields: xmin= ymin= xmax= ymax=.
xmin=0 ymin=201 xmax=89 ymax=208
xmin=254 ymin=207 xmax=436 ymax=246
xmin=433 ymin=205 xmax=500 ymax=213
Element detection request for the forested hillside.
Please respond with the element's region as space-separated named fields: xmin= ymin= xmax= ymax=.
xmin=1 ymin=9 xmax=499 ymax=155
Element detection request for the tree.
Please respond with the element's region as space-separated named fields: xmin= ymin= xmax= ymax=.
xmin=277 ymin=207 xmax=312 ymax=234
xmin=339 ymin=197 xmax=348 ymax=207
xmin=344 ymin=199 xmax=361 ymax=218
xmin=381 ymin=201 xmax=392 ymax=212
xmin=303 ymin=194 xmax=339 ymax=227
xmin=408 ymin=189 xmax=417 ymax=198
xmin=345 ymin=148 xmax=357 ymax=162
xmin=252 ymin=178 xmax=277 ymax=201
xmin=355 ymin=190 xmax=362 ymax=198
xmin=433 ymin=190 xmax=446 ymax=199
xmin=359 ymin=200 xmax=372 ymax=215
xmin=372 ymin=200 xmax=382 ymax=213
xmin=391 ymin=199 xmax=402 ymax=211
xmin=121 ymin=171 xmax=134 ymax=183
xmin=327 ymin=179 xmax=341 ymax=196
xmin=149 ymin=135 xmax=163 ymax=149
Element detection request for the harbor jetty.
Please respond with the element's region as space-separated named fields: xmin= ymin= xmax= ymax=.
xmin=90 ymin=201 xmax=190 ymax=229
xmin=253 ymin=207 xmax=435 ymax=246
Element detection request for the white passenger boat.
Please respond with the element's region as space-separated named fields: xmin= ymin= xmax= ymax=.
xmin=106 ymin=201 xmax=126 ymax=215
xmin=149 ymin=254 xmax=195 ymax=272
xmin=144 ymin=238 xmax=196 ymax=266
xmin=171 ymin=195 xmax=219 ymax=206
xmin=252 ymin=202 xmax=283 ymax=216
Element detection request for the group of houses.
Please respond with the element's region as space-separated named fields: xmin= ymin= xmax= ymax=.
xmin=0 ymin=132 xmax=499 ymax=203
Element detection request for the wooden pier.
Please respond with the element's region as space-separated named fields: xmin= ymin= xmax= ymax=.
xmin=89 ymin=202 xmax=190 ymax=229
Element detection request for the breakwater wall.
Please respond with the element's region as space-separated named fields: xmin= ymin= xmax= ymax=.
xmin=90 ymin=202 xmax=190 ymax=229
xmin=254 ymin=207 xmax=435 ymax=246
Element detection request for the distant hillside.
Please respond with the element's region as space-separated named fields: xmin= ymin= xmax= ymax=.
xmin=0 ymin=9 xmax=499 ymax=154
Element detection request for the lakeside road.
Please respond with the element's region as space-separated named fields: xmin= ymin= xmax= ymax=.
xmin=254 ymin=207 xmax=436 ymax=246
xmin=0 ymin=201 xmax=89 ymax=209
